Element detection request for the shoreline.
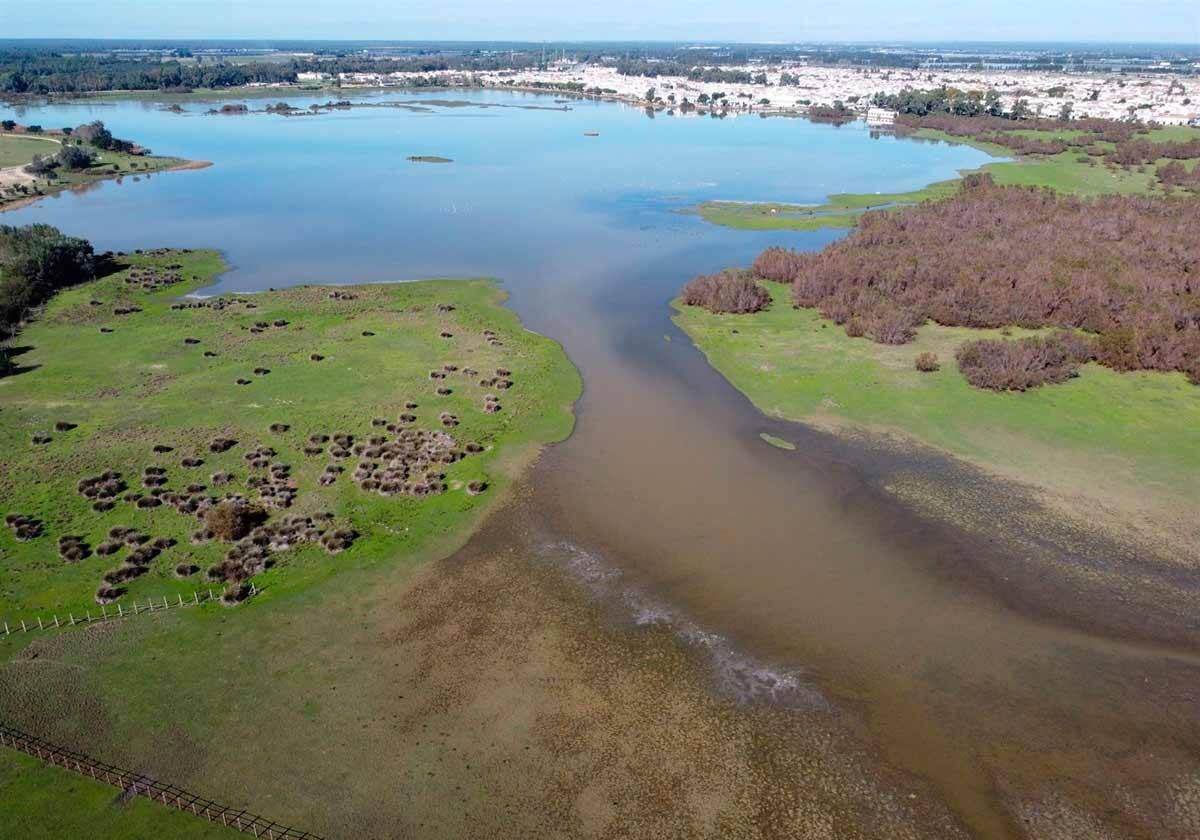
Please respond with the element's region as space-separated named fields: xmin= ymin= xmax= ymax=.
xmin=0 ymin=156 xmax=212 ymax=214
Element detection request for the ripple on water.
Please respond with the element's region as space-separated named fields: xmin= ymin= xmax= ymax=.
xmin=536 ymin=539 xmax=826 ymax=709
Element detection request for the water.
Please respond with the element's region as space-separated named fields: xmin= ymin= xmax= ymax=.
xmin=5 ymin=91 xmax=1197 ymax=838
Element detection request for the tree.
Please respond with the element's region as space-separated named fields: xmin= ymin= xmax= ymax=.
xmin=644 ymin=87 xmax=656 ymax=102
xmin=26 ymin=125 xmax=42 ymax=134
xmin=56 ymin=144 xmax=96 ymax=170
xmin=23 ymin=155 xmax=57 ymax=176
xmin=1 ymin=119 xmax=15 ymax=131
xmin=1058 ymin=102 xmax=1074 ymax=121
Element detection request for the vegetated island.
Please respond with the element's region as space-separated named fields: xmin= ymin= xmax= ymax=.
xmin=407 ymin=155 xmax=453 ymax=164
xmin=0 ymin=228 xmax=580 ymax=621
xmin=690 ymin=91 xmax=1200 ymax=231
xmin=674 ymin=170 xmax=1200 ymax=567
xmin=0 ymin=120 xmax=209 ymax=212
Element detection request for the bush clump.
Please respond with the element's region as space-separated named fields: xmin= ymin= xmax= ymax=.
xmin=681 ymin=269 xmax=770 ymax=314
xmin=914 ymin=352 xmax=940 ymax=372
xmin=748 ymin=179 xmax=1200 ymax=384
xmin=955 ymin=332 xmax=1094 ymax=391
xmin=204 ymin=500 xmax=268 ymax=542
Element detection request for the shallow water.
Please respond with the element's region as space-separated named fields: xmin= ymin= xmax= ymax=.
xmin=5 ymin=91 xmax=1198 ymax=838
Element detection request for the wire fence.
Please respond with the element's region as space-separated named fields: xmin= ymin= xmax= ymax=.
xmin=1 ymin=584 xmax=256 ymax=641
xmin=0 ymin=722 xmax=322 ymax=839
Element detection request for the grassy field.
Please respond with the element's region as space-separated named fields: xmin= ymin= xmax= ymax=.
xmin=673 ymin=282 xmax=1200 ymax=546
xmin=0 ymin=134 xmax=62 ymax=167
xmin=693 ymin=123 xmax=1197 ymax=231
xmin=0 ymin=249 xmax=580 ymax=624
xmin=0 ymin=750 xmax=238 ymax=839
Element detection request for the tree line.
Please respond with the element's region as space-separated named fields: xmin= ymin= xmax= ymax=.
xmin=1 ymin=225 xmax=96 ymax=344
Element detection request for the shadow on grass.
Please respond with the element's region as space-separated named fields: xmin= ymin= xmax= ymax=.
xmin=0 ymin=344 xmax=40 ymax=378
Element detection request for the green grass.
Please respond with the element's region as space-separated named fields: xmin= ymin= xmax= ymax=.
xmin=0 ymin=249 xmax=580 ymax=624
xmin=1 ymin=138 xmax=196 ymax=209
xmin=0 ymin=134 xmax=61 ymax=167
xmin=692 ymin=124 xmax=1193 ymax=231
xmin=983 ymin=152 xmax=1157 ymax=195
xmin=692 ymin=179 xmax=962 ymax=230
xmin=1138 ymin=125 xmax=1200 ymax=143
xmin=0 ymin=749 xmax=238 ymax=839
xmin=673 ymin=283 xmax=1200 ymax=524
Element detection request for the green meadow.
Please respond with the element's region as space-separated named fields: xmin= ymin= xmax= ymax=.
xmin=673 ymin=282 xmax=1200 ymax=538
xmin=0 ymin=249 xmax=579 ymax=624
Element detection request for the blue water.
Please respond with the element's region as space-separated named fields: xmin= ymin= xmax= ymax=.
xmin=1 ymin=90 xmax=990 ymax=297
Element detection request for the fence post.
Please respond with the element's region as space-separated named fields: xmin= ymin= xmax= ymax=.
xmin=117 ymin=603 xmax=123 ymax=617
xmin=21 ymin=620 xmax=27 ymax=632
xmin=86 ymin=611 xmax=91 ymax=623
xmin=163 ymin=596 xmax=169 ymax=609
xmin=193 ymin=591 xmax=200 ymax=605
xmin=102 ymin=605 xmax=107 ymax=620
xmin=4 ymin=621 xmax=8 ymax=635
xmin=69 ymin=613 xmax=75 ymax=626
xmin=178 ymin=594 xmax=184 ymax=607
xmin=38 ymin=618 xmax=44 ymax=630
xmin=54 ymin=615 xmax=59 ymax=628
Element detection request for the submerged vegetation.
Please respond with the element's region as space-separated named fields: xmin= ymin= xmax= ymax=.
xmin=0 ymin=243 xmax=580 ymax=620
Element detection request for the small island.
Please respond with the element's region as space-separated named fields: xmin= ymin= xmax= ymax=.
xmin=407 ymin=155 xmax=454 ymax=163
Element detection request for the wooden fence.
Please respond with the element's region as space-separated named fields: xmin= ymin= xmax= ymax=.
xmin=1 ymin=584 xmax=255 ymax=641
xmin=0 ymin=722 xmax=322 ymax=839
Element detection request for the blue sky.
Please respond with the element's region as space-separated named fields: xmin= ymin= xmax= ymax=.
xmin=5 ymin=0 xmax=1199 ymax=43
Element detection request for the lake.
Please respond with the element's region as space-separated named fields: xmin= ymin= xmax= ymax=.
xmin=5 ymin=90 xmax=1194 ymax=839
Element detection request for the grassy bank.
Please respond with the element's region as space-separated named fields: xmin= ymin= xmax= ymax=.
xmin=672 ymin=282 xmax=1200 ymax=547
xmin=0 ymin=248 xmax=580 ymax=623
xmin=692 ymin=123 xmax=1200 ymax=231
xmin=1 ymin=133 xmax=200 ymax=212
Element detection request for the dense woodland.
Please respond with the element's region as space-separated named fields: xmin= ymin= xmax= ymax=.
xmin=692 ymin=175 xmax=1200 ymax=389
xmin=0 ymin=50 xmax=539 ymax=94
xmin=0 ymin=224 xmax=96 ymax=342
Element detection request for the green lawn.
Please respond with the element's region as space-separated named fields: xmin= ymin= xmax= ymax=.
xmin=0 ymin=249 xmax=580 ymax=624
xmin=673 ymin=283 xmax=1200 ymax=530
xmin=0 ymin=134 xmax=61 ymax=167
xmin=0 ymin=749 xmax=238 ymax=839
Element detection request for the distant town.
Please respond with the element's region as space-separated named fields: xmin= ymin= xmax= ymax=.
xmin=3 ymin=40 xmax=1198 ymax=124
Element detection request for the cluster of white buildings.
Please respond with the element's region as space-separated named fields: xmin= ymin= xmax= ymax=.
xmin=314 ymin=61 xmax=1199 ymax=125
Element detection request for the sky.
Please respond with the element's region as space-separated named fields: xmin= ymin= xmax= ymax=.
xmin=4 ymin=0 xmax=1199 ymax=44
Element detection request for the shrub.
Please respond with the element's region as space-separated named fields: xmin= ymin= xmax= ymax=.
xmin=204 ymin=501 xmax=268 ymax=542
xmin=750 ymin=182 xmax=1200 ymax=383
xmin=681 ymin=269 xmax=770 ymax=314
xmin=955 ymin=332 xmax=1093 ymax=391
xmin=914 ymin=352 xmax=940 ymax=372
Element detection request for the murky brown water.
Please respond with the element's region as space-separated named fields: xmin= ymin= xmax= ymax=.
xmin=467 ymin=257 xmax=1200 ymax=838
